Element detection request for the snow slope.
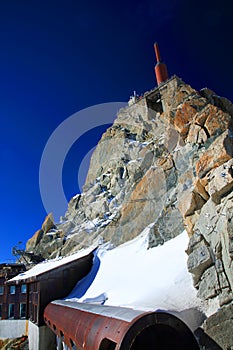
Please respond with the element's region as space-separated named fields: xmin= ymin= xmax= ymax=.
xmin=65 ymin=228 xmax=205 ymax=329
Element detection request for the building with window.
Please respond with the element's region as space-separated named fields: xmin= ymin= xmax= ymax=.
xmin=2 ymin=247 xmax=95 ymax=350
xmin=0 ymin=263 xmax=26 ymax=320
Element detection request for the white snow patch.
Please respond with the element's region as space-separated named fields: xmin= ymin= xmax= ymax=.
xmin=72 ymin=194 xmax=80 ymax=200
xmin=66 ymin=229 xmax=203 ymax=316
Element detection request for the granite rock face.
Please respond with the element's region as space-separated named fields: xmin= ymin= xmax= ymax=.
xmin=203 ymin=303 xmax=233 ymax=349
xmin=26 ymin=76 xmax=233 ymax=348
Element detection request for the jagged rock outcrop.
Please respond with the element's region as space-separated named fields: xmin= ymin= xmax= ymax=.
xmin=26 ymin=213 xmax=66 ymax=256
xmin=203 ymin=303 xmax=233 ymax=350
xmin=26 ymin=76 xmax=233 ymax=348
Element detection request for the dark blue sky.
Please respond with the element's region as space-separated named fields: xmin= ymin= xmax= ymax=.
xmin=1 ymin=0 xmax=232 ymax=262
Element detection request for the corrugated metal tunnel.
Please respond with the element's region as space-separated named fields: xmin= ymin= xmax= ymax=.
xmin=44 ymin=301 xmax=199 ymax=350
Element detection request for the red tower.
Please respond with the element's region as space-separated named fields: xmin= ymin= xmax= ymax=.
xmin=154 ymin=42 xmax=169 ymax=85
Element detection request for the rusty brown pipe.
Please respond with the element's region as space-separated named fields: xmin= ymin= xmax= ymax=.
xmin=44 ymin=300 xmax=199 ymax=350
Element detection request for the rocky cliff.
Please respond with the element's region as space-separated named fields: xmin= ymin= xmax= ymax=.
xmin=26 ymin=76 xmax=233 ymax=349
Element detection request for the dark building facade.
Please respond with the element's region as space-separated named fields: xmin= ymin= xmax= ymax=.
xmin=6 ymin=249 xmax=94 ymax=326
xmin=0 ymin=263 xmax=27 ymax=320
xmin=1 ymin=249 xmax=95 ymax=349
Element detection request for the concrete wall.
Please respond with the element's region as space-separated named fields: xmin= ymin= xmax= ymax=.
xmin=28 ymin=321 xmax=56 ymax=350
xmin=0 ymin=319 xmax=28 ymax=339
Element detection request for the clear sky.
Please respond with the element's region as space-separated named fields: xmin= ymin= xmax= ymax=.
xmin=1 ymin=0 xmax=232 ymax=262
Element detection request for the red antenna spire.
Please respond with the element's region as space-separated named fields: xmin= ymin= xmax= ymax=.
xmin=154 ymin=42 xmax=169 ymax=85
xmin=154 ymin=42 xmax=162 ymax=62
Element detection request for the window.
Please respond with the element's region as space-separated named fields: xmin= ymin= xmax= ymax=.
xmin=70 ymin=339 xmax=77 ymax=350
xmin=10 ymin=286 xmax=16 ymax=294
xmin=20 ymin=303 xmax=26 ymax=318
xmin=33 ymin=304 xmax=38 ymax=324
xmin=0 ymin=304 xmax=2 ymax=319
xmin=21 ymin=284 xmax=27 ymax=294
xmin=29 ymin=302 xmax=33 ymax=320
xmin=60 ymin=331 xmax=64 ymax=341
xmin=8 ymin=304 xmax=15 ymax=319
xmin=99 ymin=338 xmax=117 ymax=350
xmin=0 ymin=286 xmax=4 ymax=295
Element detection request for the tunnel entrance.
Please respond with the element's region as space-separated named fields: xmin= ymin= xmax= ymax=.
xmin=130 ymin=324 xmax=197 ymax=350
xmin=130 ymin=324 xmax=191 ymax=350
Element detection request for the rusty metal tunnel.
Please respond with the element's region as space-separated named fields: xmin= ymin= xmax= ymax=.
xmin=44 ymin=300 xmax=199 ymax=350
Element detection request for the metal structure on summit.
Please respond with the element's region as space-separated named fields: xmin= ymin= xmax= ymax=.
xmin=128 ymin=42 xmax=169 ymax=106
xmin=12 ymin=246 xmax=45 ymax=265
xmin=154 ymin=42 xmax=169 ymax=85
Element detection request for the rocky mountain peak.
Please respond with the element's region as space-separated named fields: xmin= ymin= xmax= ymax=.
xmin=25 ymin=75 xmax=233 ymax=347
